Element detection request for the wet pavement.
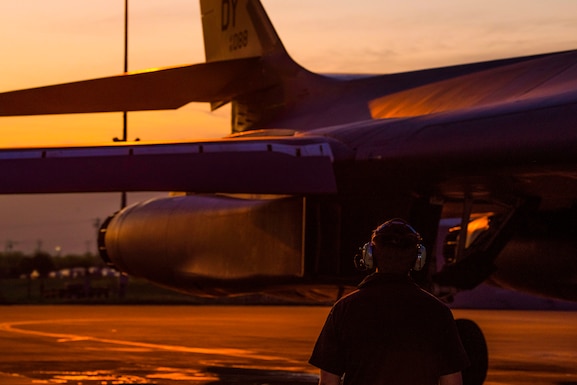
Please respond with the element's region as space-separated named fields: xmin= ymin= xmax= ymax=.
xmin=0 ymin=306 xmax=575 ymax=384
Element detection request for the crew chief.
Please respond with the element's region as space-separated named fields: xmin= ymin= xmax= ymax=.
xmin=309 ymin=219 xmax=470 ymax=385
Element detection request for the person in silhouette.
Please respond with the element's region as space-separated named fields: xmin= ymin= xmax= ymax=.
xmin=309 ymin=218 xmax=469 ymax=385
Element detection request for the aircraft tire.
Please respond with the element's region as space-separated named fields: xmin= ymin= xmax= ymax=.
xmin=456 ymin=318 xmax=488 ymax=385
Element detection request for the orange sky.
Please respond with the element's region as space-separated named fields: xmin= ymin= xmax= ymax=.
xmin=0 ymin=0 xmax=576 ymax=254
xmin=1 ymin=0 xmax=576 ymax=148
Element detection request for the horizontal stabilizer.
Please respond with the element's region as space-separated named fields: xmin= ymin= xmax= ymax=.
xmin=0 ymin=58 xmax=264 ymax=116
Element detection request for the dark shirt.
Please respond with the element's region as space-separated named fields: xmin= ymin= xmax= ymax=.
xmin=309 ymin=273 xmax=470 ymax=385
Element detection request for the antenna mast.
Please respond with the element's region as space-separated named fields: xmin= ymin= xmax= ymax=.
xmin=117 ymin=0 xmax=129 ymax=209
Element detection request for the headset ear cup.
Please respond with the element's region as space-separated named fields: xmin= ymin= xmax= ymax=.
xmin=364 ymin=243 xmax=374 ymax=270
xmin=354 ymin=242 xmax=374 ymax=271
xmin=414 ymin=244 xmax=427 ymax=271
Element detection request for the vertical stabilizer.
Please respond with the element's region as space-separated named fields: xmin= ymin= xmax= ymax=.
xmin=200 ymin=0 xmax=286 ymax=62
xmin=199 ymin=0 xmax=327 ymax=134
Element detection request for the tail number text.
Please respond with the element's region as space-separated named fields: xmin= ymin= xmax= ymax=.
xmin=229 ymin=29 xmax=248 ymax=52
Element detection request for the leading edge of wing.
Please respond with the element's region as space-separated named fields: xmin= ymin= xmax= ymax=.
xmin=0 ymin=58 xmax=263 ymax=116
xmin=0 ymin=137 xmax=336 ymax=194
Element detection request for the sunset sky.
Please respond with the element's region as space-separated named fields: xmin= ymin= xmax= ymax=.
xmin=0 ymin=0 xmax=576 ymax=254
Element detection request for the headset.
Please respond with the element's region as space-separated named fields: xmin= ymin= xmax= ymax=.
xmin=354 ymin=219 xmax=426 ymax=272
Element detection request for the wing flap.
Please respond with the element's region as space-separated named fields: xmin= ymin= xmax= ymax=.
xmin=0 ymin=139 xmax=336 ymax=194
xmin=0 ymin=58 xmax=263 ymax=116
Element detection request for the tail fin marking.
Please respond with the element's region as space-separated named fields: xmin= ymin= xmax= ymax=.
xmin=200 ymin=0 xmax=285 ymax=62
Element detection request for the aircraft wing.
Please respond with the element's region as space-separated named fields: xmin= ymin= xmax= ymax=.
xmin=0 ymin=58 xmax=263 ymax=115
xmin=4 ymin=82 xmax=571 ymax=198
xmin=0 ymin=137 xmax=337 ymax=194
xmin=335 ymin=89 xmax=577 ymax=166
xmin=1 ymin=76 xmax=576 ymax=199
xmin=292 ymin=49 xmax=577 ymax=206
xmin=303 ymin=87 xmax=577 ymax=207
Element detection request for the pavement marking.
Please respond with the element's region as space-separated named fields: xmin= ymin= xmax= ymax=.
xmin=0 ymin=319 xmax=295 ymax=363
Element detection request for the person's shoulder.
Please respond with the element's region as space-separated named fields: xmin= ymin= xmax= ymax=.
xmin=411 ymin=285 xmax=454 ymax=314
xmin=334 ymin=288 xmax=362 ymax=306
xmin=328 ymin=286 xmax=375 ymax=316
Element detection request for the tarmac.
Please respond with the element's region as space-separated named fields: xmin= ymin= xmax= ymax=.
xmin=0 ymin=305 xmax=575 ymax=384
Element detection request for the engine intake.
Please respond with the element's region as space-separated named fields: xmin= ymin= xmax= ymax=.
xmin=98 ymin=194 xmax=305 ymax=294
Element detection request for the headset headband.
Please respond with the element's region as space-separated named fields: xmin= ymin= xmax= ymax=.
xmin=373 ymin=218 xmax=421 ymax=246
xmin=355 ymin=218 xmax=426 ymax=272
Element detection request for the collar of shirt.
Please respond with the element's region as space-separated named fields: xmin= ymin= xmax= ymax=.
xmin=357 ymin=272 xmax=414 ymax=289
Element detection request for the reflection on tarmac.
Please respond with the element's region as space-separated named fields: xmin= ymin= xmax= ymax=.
xmin=0 ymin=306 xmax=575 ymax=385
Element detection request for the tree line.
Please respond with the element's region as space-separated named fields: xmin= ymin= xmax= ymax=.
xmin=0 ymin=251 xmax=103 ymax=279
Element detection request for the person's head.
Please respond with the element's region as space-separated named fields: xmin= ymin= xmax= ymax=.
xmin=371 ymin=218 xmax=422 ymax=274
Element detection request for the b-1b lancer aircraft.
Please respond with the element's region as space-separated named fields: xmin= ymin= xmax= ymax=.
xmin=1 ymin=1 xmax=577 ymax=382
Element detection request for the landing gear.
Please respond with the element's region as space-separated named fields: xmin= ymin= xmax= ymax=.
xmin=456 ymin=318 xmax=488 ymax=385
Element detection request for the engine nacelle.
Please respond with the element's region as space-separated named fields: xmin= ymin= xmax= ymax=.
xmin=99 ymin=194 xmax=305 ymax=295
